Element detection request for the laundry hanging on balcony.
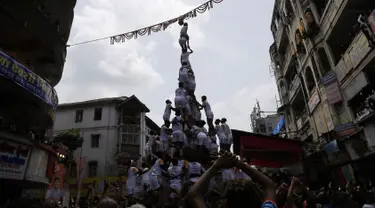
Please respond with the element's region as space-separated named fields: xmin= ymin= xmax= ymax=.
xmin=272 ymin=115 xmax=285 ymax=135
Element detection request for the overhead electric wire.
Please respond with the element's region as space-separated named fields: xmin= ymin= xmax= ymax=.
xmin=67 ymin=0 xmax=224 ymax=47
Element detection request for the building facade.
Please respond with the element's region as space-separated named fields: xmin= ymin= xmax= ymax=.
xmin=251 ymin=110 xmax=282 ymax=135
xmin=270 ymin=0 xmax=375 ymax=186
xmin=53 ymin=95 xmax=160 ymax=178
xmin=0 ymin=1 xmax=76 ymax=204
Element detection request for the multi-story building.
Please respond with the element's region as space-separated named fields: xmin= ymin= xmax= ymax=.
xmin=0 ymin=1 xmax=76 ymax=204
xmin=250 ymin=105 xmax=282 ymax=135
xmin=53 ymin=95 xmax=160 ymax=178
xmin=269 ymin=0 xmax=375 ymax=186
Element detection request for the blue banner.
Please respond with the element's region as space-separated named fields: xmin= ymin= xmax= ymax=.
xmin=0 ymin=51 xmax=58 ymax=109
xmin=272 ymin=115 xmax=285 ymax=135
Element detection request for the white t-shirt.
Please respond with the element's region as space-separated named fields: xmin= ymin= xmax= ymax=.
xmin=187 ymin=162 xmax=203 ymax=177
xmin=202 ymin=101 xmax=214 ymax=119
xmin=181 ymin=52 xmax=191 ymax=65
xmin=168 ymin=165 xmax=182 ymax=185
xmin=221 ymin=169 xmax=235 ymax=182
xmin=171 ymin=116 xmax=183 ymax=132
xmin=151 ymin=159 xmax=164 ymax=176
xmin=216 ymin=125 xmax=227 ymax=143
xmin=160 ymin=125 xmax=169 ymax=141
xmin=363 ymin=205 xmax=375 ymax=208
xmin=127 ymin=167 xmax=139 ymax=189
xmin=180 ymin=25 xmax=188 ymax=36
xmin=163 ymin=103 xmax=172 ymax=120
xmin=175 ymin=87 xmax=186 ymax=97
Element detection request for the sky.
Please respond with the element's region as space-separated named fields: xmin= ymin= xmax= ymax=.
xmin=56 ymin=0 xmax=279 ymax=131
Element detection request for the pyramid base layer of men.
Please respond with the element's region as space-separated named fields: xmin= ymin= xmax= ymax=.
xmin=125 ymin=18 xmax=234 ymax=207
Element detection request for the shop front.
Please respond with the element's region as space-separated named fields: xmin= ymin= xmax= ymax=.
xmin=343 ymin=130 xmax=375 ymax=186
xmin=0 ymin=135 xmax=58 ymax=205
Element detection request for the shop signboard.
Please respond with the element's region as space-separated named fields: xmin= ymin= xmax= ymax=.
xmin=0 ymin=139 xmax=31 ymax=180
xmin=321 ymin=71 xmax=342 ymax=104
xmin=335 ymin=122 xmax=356 ymax=137
xmin=322 ymin=101 xmax=334 ymax=131
xmin=313 ymin=104 xmax=328 ymax=136
xmin=0 ymin=51 xmax=58 ymax=108
xmin=347 ymin=31 xmax=371 ymax=69
xmin=343 ymin=72 xmax=368 ymax=101
xmin=368 ymin=9 xmax=375 ymax=34
xmin=25 ymin=147 xmax=49 ymax=184
xmin=308 ymin=87 xmax=320 ymax=113
xmin=335 ymin=51 xmax=353 ymax=82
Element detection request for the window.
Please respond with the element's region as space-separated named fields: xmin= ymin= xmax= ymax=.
xmin=94 ymin=108 xmax=102 ymax=121
xmin=268 ymin=126 xmax=273 ymax=132
xmin=75 ymin=110 xmax=83 ymax=122
xmin=259 ymin=124 xmax=266 ymax=133
xmin=88 ymin=162 xmax=98 ymax=177
xmin=91 ymin=134 xmax=100 ymax=148
xmin=122 ymin=134 xmax=140 ymax=145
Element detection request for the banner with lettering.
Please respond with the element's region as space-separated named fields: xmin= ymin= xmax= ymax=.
xmin=0 ymin=51 xmax=58 ymax=108
xmin=0 ymin=139 xmax=31 ymax=179
xmin=321 ymin=70 xmax=343 ymax=105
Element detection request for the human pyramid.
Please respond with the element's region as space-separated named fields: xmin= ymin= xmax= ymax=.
xmin=126 ymin=17 xmax=234 ymax=207
xmin=156 ymin=17 xmax=233 ymax=160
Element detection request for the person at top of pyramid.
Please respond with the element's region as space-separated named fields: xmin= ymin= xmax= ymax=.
xmin=178 ymin=18 xmax=190 ymax=50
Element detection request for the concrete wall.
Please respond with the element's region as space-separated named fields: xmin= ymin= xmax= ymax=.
xmin=53 ymin=103 xmax=119 ymax=177
xmin=53 ymin=103 xmax=153 ymax=177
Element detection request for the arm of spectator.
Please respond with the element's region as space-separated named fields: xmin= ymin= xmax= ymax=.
xmin=237 ymin=160 xmax=277 ymax=203
xmin=286 ymin=177 xmax=298 ymax=208
xmin=186 ymin=151 xmax=236 ymax=207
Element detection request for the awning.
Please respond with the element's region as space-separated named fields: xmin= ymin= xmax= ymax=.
xmin=272 ymin=115 xmax=285 ymax=135
xmin=232 ymin=129 xmax=303 ymax=168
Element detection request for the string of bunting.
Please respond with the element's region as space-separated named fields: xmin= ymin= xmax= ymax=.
xmin=67 ymin=0 xmax=223 ymax=47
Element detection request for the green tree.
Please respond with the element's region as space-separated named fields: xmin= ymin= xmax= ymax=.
xmin=54 ymin=128 xmax=83 ymax=150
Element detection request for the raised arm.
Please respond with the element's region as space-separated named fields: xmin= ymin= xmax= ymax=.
xmin=187 ymin=151 xmax=236 ymax=207
xmin=236 ymin=160 xmax=276 ymax=202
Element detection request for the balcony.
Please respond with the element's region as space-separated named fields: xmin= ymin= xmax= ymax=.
xmin=0 ymin=1 xmax=76 ymax=86
xmin=0 ymin=50 xmax=57 ymax=131
xmin=289 ymin=76 xmax=301 ymax=100
xmin=296 ymin=110 xmax=309 ymax=130
xmin=282 ymin=46 xmax=293 ymax=75
xmin=318 ymin=0 xmax=341 ymax=33
xmin=275 ymin=22 xmax=289 ymax=53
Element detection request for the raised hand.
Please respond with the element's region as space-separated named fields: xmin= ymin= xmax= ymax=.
xmin=213 ymin=151 xmax=237 ymax=169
